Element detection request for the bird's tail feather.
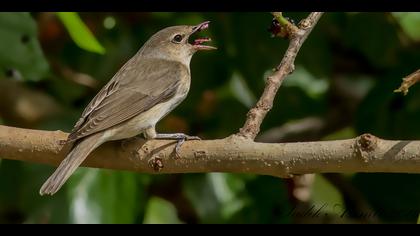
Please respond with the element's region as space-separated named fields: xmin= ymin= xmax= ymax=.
xmin=39 ymin=133 xmax=103 ymax=196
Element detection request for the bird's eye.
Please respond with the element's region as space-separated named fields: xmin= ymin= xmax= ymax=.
xmin=172 ymin=34 xmax=183 ymax=43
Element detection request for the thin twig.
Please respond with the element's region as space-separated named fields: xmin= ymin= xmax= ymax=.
xmin=394 ymin=69 xmax=420 ymax=95
xmin=238 ymin=12 xmax=324 ymax=140
xmin=271 ymin=12 xmax=291 ymax=27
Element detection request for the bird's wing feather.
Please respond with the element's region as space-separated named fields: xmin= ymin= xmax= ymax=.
xmin=67 ymin=58 xmax=189 ymax=142
xmin=71 ymin=79 xmax=119 ymax=132
xmin=71 ymin=57 xmax=134 ymax=133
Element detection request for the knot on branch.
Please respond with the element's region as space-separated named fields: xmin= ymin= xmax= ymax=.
xmin=194 ymin=150 xmax=208 ymax=159
xmin=355 ymin=133 xmax=378 ymax=163
xmin=298 ymin=19 xmax=311 ymax=30
xmin=148 ymin=155 xmax=164 ymax=172
xmin=288 ymin=64 xmax=296 ymax=74
xmin=266 ymin=75 xmax=277 ymax=85
xmin=274 ymin=62 xmax=295 ymax=76
xmin=134 ymin=141 xmax=152 ymax=160
xmin=247 ymin=108 xmax=258 ymax=119
xmin=256 ymin=101 xmax=272 ymax=112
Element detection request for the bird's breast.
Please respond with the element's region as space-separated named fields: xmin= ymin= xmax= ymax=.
xmin=162 ymin=78 xmax=190 ymax=116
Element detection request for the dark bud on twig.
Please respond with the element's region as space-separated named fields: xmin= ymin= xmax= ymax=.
xmin=268 ymin=17 xmax=294 ymax=39
xmin=268 ymin=18 xmax=281 ymax=37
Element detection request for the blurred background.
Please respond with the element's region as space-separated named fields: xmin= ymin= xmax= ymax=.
xmin=0 ymin=12 xmax=419 ymax=224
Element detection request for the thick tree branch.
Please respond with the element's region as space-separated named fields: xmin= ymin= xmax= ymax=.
xmin=238 ymin=12 xmax=324 ymax=139
xmin=1 ymin=125 xmax=419 ymax=176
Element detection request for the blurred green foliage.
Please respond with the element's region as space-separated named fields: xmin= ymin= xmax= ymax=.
xmin=0 ymin=13 xmax=49 ymax=81
xmin=57 ymin=12 xmax=106 ymax=54
xmin=393 ymin=12 xmax=420 ymax=41
xmin=0 ymin=12 xmax=420 ymax=224
xmin=143 ymin=197 xmax=182 ymax=224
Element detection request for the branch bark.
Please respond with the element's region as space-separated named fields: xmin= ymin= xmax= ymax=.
xmin=238 ymin=12 xmax=324 ymax=139
xmin=1 ymin=125 xmax=419 ymax=176
xmin=394 ymin=69 xmax=420 ymax=95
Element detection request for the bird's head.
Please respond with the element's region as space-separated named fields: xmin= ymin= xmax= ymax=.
xmin=139 ymin=21 xmax=216 ymax=65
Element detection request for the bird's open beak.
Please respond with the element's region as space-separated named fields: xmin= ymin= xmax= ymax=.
xmin=189 ymin=21 xmax=217 ymax=51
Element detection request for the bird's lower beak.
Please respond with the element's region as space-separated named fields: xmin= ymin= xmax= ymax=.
xmin=190 ymin=21 xmax=217 ymax=51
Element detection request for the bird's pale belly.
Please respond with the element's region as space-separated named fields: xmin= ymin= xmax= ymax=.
xmin=101 ymin=92 xmax=187 ymax=141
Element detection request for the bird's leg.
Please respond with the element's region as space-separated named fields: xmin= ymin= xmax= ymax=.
xmin=144 ymin=127 xmax=200 ymax=158
xmin=155 ymin=133 xmax=201 ymax=157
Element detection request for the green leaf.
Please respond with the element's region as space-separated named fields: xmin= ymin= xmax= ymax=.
xmin=311 ymin=174 xmax=345 ymax=217
xmin=143 ymin=197 xmax=182 ymax=224
xmin=283 ymin=66 xmax=329 ymax=99
xmin=67 ymin=169 xmax=140 ymax=224
xmin=417 ymin=214 xmax=420 ymax=224
xmin=229 ymin=71 xmax=256 ymax=108
xmin=229 ymin=176 xmax=292 ymax=223
xmin=182 ymin=173 xmax=227 ymax=223
xmin=57 ymin=12 xmax=106 ymax=54
xmin=0 ymin=12 xmax=49 ymax=81
xmin=322 ymin=127 xmax=357 ymax=141
xmin=183 ymin=173 xmax=247 ymax=223
xmin=393 ymin=12 xmax=420 ymax=41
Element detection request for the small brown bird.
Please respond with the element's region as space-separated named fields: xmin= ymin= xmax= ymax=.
xmin=40 ymin=21 xmax=216 ymax=195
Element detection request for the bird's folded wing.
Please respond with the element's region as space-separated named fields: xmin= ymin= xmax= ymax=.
xmin=67 ymin=59 xmax=188 ymax=143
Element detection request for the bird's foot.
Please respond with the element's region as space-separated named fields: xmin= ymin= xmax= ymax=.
xmin=154 ymin=133 xmax=201 ymax=158
xmin=174 ymin=135 xmax=201 ymax=158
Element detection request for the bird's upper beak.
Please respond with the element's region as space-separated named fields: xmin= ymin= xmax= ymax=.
xmin=189 ymin=21 xmax=217 ymax=51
